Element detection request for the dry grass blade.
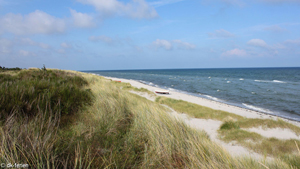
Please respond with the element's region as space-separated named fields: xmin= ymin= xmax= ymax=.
xmin=295 ymin=141 xmax=300 ymax=156
xmin=258 ymin=161 xmax=270 ymax=169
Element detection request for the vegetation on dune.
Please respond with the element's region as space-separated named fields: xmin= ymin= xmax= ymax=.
xmin=155 ymin=96 xmax=300 ymax=166
xmin=0 ymin=67 xmax=93 ymax=119
xmin=155 ymin=96 xmax=244 ymax=121
xmin=0 ymin=65 xmax=22 ymax=72
xmin=111 ymin=80 xmax=156 ymax=96
xmin=0 ymin=68 xmax=299 ymax=168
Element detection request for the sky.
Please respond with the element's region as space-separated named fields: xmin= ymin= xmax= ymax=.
xmin=0 ymin=0 xmax=300 ymax=70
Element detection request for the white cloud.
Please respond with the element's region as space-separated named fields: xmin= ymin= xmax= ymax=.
xmin=152 ymin=39 xmax=196 ymax=50
xmin=258 ymin=0 xmax=300 ymax=3
xmin=222 ymin=48 xmax=247 ymax=57
xmin=272 ymin=43 xmax=286 ymax=49
xmin=247 ymin=39 xmax=269 ymax=48
xmin=77 ymin=0 xmax=158 ymax=19
xmin=153 ymin=39 xmax=172 ymax=50
xmin=284 ymin=39 xmax=300 ymax=45
xmin=19 ymin=38 xmax=50 ymax=49
xmin=0 ymin=38 xmax=12 ymax=54
xmin=208 ymin=29 xmax=235 ymax=38
xmin=89 ymin=35 xmax=114 ymax=44
xmin=173 ymin=40 xmax=196 ymax=49
xmin=89 ymin=35 xmax=133 ymax=47
xmin=221 ymin=0 xmax=245 ymax=7
xmin=149 ymin=0 xmax=185 ymax=7
xmin=19 ymin=50 xmax=32 ymax=56
xmin=70 ymin=9 xmax=95 ymax=28
xmin=61 ymin=42 xmax=72 ymax=48
xmin=202 ymin=0 xmax=245 ymax=7
xmin=264 ymin=25 xmax=286 ymax=32
xmin=0 ymin=10 xmax=66 ymax=35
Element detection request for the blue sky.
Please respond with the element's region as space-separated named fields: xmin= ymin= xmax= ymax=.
xmin=0 ymin=0 xmax=300 ymax=70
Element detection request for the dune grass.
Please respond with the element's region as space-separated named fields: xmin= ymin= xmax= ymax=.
xmin=0 ymin=69 xmax=298 ymax=168
xmin=155 ymin=96 xmax=300 ymax=167
xmin=155 ymin=96 xmax=244 ymax=121
xmin=111 ymin=80 xmax=156 ymax=96
xmin=219 ymin=121 xmax=300 ymax=166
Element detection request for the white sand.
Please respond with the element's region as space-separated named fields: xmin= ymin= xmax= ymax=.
xmin=246 ymin=127 xmax=300 ymax=140
xmin=102 ymin=75 xmax=300 ymax=159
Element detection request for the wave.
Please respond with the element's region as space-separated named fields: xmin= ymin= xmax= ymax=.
xmin=272 ymin=80 xmax=286 ymax=83
xmin=254 ymin=80 xmax=286 ymax=83
xmin=204 ymin=95 xmax=219 ymax=101
xmin=242 ymin=103 xmax=273 ymax=114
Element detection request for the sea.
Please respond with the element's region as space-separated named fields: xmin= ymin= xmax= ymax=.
xmin=84 ymin=67 xmax=300 ymax=122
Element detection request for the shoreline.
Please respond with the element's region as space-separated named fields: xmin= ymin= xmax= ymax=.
xmin=99 ymin=75 xmax=300 ymax=127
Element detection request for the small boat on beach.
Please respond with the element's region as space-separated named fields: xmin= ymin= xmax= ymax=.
xmin=155 ymin=90 xmax=170 ymax=94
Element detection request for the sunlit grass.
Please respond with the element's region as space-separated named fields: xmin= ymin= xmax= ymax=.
xmin=0 ymin=70 xmax=298 ymax=168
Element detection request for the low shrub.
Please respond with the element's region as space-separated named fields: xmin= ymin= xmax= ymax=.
xmin=0 ymin=69 xmax=93 ymax=119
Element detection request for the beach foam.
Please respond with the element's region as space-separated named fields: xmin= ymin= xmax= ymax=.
xmin=242 ymin=103 xmax=273 ymax=114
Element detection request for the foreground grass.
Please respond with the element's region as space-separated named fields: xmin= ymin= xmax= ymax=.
xmin=0 ymin=69 xmax=298 ymax=168
xmin=156 ymin=96 xmax=300 ymax=166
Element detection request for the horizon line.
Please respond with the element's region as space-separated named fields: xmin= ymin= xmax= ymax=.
xmin=80 ymin=66 xmax=300 ymax=72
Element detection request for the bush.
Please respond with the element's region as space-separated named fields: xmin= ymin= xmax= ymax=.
xmin=0 ymin=69 xmax=93 ymax=119
xmin=220 ymin=121 xmax=240 ymax=130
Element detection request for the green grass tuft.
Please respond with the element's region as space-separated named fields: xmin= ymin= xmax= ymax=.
xmin=220 ymin=121 xmax=240 ymax=130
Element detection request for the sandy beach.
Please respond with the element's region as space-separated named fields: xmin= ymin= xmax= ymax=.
xmin=103 ymin=75 xmax=300 ymax=159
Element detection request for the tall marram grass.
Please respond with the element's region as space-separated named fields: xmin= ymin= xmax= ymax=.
xmin=0 ymin=69 xmax=93 ymax=168
xmin=0 ymin=69 xmax=298 ymax=168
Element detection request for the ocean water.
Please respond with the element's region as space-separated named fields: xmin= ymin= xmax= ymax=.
xmin=85 ymin=68 xmax=300 ymax=121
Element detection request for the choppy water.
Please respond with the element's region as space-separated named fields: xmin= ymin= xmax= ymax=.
xmin=85 ymin=68 xmax=300 ymax=121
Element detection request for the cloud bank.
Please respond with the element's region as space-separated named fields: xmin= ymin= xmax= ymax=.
xmin=77 ymin=0 xmax=158 ymax=19
xmin=208 ymin=29 xmax=235 ymax=38
xmin=152 ymin=39 xmax=195 ymax=50
xmin=0 ymin=10 xmax=66 ymax=35
xmin=247 ymin=39 xmax=269 ymax=48
xmin=70 ymin=9 xmax=95 ymax=28
xmin=222 ymin=48 xmax=247 ymax=57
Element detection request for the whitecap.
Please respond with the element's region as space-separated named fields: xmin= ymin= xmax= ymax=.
xmin=204 ymin=95 xmax=219 ymax=101
xmin=239 ymin=78 xmax=244 ymax=80
xmin=273 ymin=80 xmax=286 ymax=83
xmin=254 ymin=80 xmax=268 ymax=83
xmin=242 ymin=103 xmax=273 ymax=114
xmin=208 ymin=77 xmax=211 ymax=78
xmin=255 ymin=80 xmax=286 ymax=83
xmin=227 ymin=81 xmax=231 ymax=83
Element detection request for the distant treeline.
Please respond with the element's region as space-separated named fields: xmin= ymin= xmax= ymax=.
xmin=0 ymin=66 xmax=22 ymax=71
